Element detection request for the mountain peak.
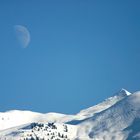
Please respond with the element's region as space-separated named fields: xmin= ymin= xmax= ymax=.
xmin=114 ymin=88 xmax=131 ymax=97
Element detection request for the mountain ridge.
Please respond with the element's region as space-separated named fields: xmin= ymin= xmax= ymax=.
xmin=0 ymin=89 xmax=140 ymax=140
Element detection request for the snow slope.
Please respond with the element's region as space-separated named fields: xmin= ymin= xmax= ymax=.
xmin=0 ymin=89 xmax=140 ymax=140
xmin=77 ymin=88 xmax=131 ymax=118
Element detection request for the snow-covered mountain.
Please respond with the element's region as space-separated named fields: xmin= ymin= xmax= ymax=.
xmin=0 ymin=89 xmax=140 ymax=140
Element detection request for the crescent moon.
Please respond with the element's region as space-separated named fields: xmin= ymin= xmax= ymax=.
xmin=14 ymin=25 xmax=31 ymax=48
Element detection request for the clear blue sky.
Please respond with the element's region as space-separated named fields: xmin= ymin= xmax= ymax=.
xmin=0 ymin=0 xmax=140 ymax=114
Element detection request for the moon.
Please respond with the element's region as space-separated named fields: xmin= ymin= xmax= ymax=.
xmin=14 ymin=25 xmax=30 ymax=48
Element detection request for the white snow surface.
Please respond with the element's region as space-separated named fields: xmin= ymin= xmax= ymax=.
xmin=0 ymin=89 xmax=140 ymax=140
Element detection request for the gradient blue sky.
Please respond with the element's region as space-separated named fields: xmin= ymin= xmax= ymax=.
xmin=0 ymin=0 xmax=140 ymax=114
